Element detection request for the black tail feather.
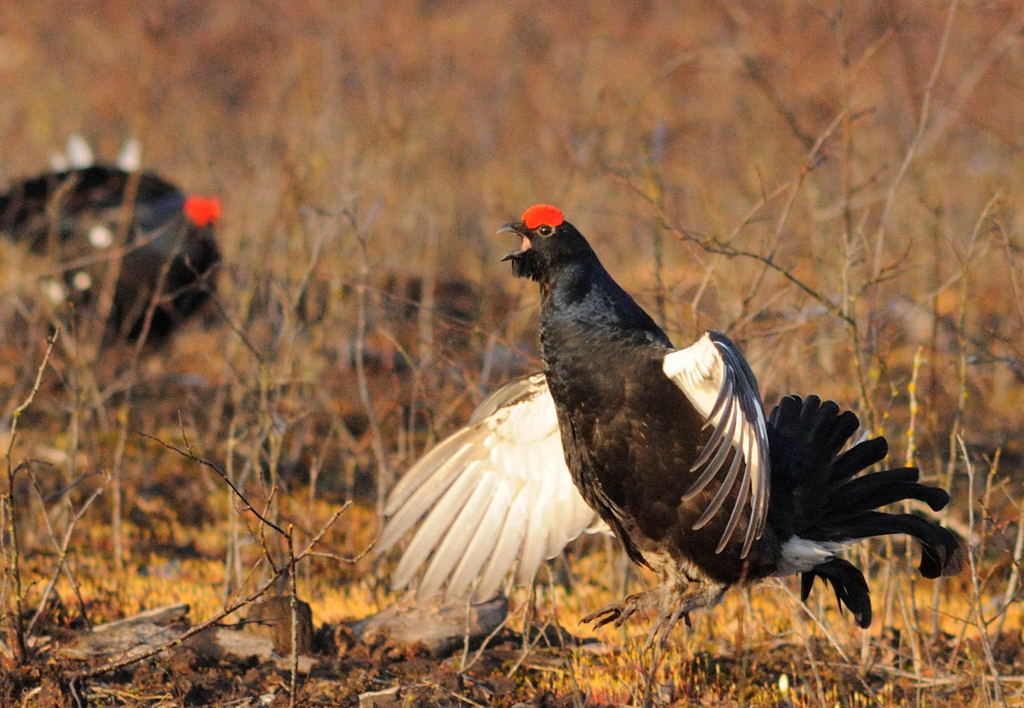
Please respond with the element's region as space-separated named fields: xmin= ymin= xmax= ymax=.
xmin=824 ymin=468 xmax=951 ymax=516
xmin=801 ymin=558 xmax=872 ymax=628
xmin=830 ymin=437 xmax=888 ymax=484
xmin=797 ymin=394 xmax=824 ymax=432
xmin=773 ymin=395 xmax=861 ymax=472
xmin=767 ymin=394 xmax=800 ymax=428
xmin=814 ymin=511 xmax=963 ymax=579
xmin=810 ymin=404 xmax=859 ymax=462
xmin=769 ymin=394 xmax=962 ymax=627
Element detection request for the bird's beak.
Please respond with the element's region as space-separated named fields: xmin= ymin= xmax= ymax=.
xmin=498 ymin=221 xmax=531 ymax=262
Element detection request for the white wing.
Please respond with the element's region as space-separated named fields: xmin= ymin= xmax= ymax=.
xmin=662 ymin=331 xmax=770 ymax=558
xmin=375 ymin=373 xmax=607 ymax=601
xmin=65 ymin=134 xmax=94 ymax=169
xmin=117 ymin=138 xmax=142 ymax=172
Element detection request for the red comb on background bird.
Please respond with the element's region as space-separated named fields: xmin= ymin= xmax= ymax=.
xmin=521 ymin=204 xmax=563 ymax=229
xmin=184 ymin=196 xmax=222 ymax=227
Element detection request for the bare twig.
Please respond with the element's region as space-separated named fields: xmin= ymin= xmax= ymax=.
xmin=997 ymin=493 xmax=1024 ymax=638
xmin=26 ymin=470 xmax=109 ymax=637
xmin=960 ymin=436 xmax=1006 ymax=706
xmin=288 ymin=526 xmax=300 ymax=708
xmin=71 ymin=508 xmax=344 ymax=680
xmin=3 ymin=326 xmax=59 ymax=663
xmin=138 ymin=432 xmax=287 ymax=538
xmin=870 ymin=0 xmax=959 ymax=279
xmin=345 ymin=203 xmax=393 ymax=520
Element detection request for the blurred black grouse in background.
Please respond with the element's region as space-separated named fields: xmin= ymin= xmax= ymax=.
xmin=0 ymin=140 xmax=221 ymax=345
xmin=378 ymin=204 xmax=961 ymax=645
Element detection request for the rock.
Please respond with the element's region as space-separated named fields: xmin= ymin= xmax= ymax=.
xmin=92 ymin=603 xmax=191 ymax=630
xmin=57 ymin=603 xmax=189 ymax=660
xmin=56 ymin=600 xmax=316 ymax=674
xmin=359 ymin=686 xmax=401 ymax=707
xmin=243 ymin=595 xmax=313 ymax=655
xmin=350 ymin=595 xmax=508 ymax=658
xmin=184 ymin=628 xmax=316 ymax=674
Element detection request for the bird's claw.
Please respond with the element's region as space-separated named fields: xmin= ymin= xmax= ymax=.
xmin=581 ymin=602 xmax=635 ymax=629
xmin=580 ymin=592 xmax=648 ymax=629
xmin=645 ymin=608 xmax=692 ymax=649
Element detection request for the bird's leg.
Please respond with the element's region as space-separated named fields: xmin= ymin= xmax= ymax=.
xmin=580 ymin=588 xmax=660 ymax=629
xmin=646 ymin=580 xmax=727 ymax=649
xmin=645 ymin=606 xmax=690 ymax=648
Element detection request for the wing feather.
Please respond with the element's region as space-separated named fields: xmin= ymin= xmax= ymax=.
xmin=476 ymin=494 xmax=529 ymax=599
xmin=662 ymin=331 xmax=770 ymax=557
xmin=692 ymin=436 xmax=744 ymax=530
xmin=392 ymin=469 xmax=479 ymax=588
xmin=376 ymin=373 xmax=607 ymax=600
xmin=375 ymin=440 xmax=476 ymax=551
xmin=446 ymin=483 xmax=513 ymax=598
xmin=716 ymin=448 xmax=751 ymax=554
xmin=683 ymin=390 xmax=738 ymax=500
xmin=417 ymin=472 xmax=497 ymax=598
xmin=384 ymin=430 xmax=476 ymax=515
xmin=515 ymin=474 xmax=548 ymax=585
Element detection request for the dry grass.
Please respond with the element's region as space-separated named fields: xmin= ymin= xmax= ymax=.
xmin=2 ymin=1 xmax=1024 ymax=705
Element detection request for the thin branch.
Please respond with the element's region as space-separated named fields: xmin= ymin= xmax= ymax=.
xmin=960 ymin=436 xmax=1006 ymax=706
xmin=288 ymin=527 xmax=300 ymax=708
xmin=71 ymin=508 xmax=344 ymax=680
xmin=665 ymin=224 xmax=855 ymax=328
xmin=137 ymin=432 xmax=287 ymax=538
xmin=870 ymin=0 xmax=959 ymax=278
xmin=3 ymin=326 xmax=59 ymax=664
xmin=26 ymin=471 xmax=109 ymax=637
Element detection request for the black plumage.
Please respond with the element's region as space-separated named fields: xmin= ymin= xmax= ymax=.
xmin=0 ymin=164 xmax=221 ymax=344
xmin=498 ymin=204 xmax=961 ymax=641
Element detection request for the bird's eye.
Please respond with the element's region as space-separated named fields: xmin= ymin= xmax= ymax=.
xmin=537 ymin=225 xmax=553 ymax=236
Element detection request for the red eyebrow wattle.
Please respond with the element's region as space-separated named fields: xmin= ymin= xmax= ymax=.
xmin=521 ymin=204 xmax=564 ymax=229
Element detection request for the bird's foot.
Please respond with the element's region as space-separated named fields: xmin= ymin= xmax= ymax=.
xmin=642 ymin=580 xmax=727 ymax=649
xmin=580 ymin=591 xmax=653 ymax=630
xmin=645 ymin=607 xmax=692 ymax=649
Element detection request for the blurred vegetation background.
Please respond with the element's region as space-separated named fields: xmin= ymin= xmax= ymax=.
xmin=1 ymin=1 xmax=1023 ymax=703
xmin=3 ymin=1 xmax=1020 ymax=446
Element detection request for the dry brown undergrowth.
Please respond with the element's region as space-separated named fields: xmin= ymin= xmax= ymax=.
xmin=2 ymin=1 xmax=1024 ymax=705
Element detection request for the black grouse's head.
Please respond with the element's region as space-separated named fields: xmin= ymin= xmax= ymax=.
xmin=499 ymin=204 xmax=595 ymax=282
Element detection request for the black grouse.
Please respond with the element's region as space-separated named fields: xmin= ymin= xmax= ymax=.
xmin=377 ymin=204 xmax=961 ymax=643
xmin=0 ymin=157 xmax=221 ymax=345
